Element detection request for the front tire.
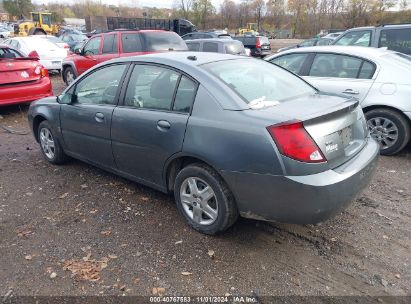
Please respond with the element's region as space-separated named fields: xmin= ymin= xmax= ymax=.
xmin=174 ymin=163 xmax=238 ymax=235
xmin=63 ymin=66 xmax=76 ymax=86
xmin=38 ymin=121 xmax=68 ymax=164
xmin=365 ymin=108 xmax=410 ymax=155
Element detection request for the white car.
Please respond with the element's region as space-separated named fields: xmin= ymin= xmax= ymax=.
xmin=0 ymin=26 xmax=11 ymax=39
xmin=37 ymin=35 xmax=70 ymax=51
xmin=266 ymin=46 xmax=411 ymax=155
xmin=3 ymin=36 xmax=67 ymax=71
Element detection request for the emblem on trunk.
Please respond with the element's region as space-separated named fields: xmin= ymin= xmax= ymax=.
xmin=21 ymin=71 xmax=29 ymax=78
xmin=325 ymin=141 xmax=338 ymax=153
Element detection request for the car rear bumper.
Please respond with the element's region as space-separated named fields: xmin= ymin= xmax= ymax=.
xmin=221 ymin=137 xmax=379 ymax=224
xmin=0 ymin=77 xmax=53 ymax=106
xmin=40 ymin=59 xmax=63 ymax=70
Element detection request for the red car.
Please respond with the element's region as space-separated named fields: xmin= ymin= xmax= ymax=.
xmin=0 ymin=44 xmax=52 ymax=106
xmin=62 ymin=30 xmax=188 ymax=85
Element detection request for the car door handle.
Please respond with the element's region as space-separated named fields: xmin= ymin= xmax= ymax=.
xmin=157 ymin=120 xmax=171 ymax=129
xmin=342 ymin=89 xmax=359 ymax=95
xmin=95 ymin=112 xmax=105 ymax=122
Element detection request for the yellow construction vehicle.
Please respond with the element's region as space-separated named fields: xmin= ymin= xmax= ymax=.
xmin=15 ymin=12 xmax=60 ymax=36
xmin=238 ymin=23 xmax=258 ymax=35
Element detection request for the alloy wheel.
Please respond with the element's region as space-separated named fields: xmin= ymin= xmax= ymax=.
xmin=367 ymin=117 xmax=399 ymax=150
xmin=39 ymin=128 xmax=55 ymax=160
xmin=180 ymin=177 xmax=218 ymax=225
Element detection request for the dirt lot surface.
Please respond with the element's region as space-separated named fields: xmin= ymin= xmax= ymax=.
xmin=0 ymin=75 xmax=410 ymax=299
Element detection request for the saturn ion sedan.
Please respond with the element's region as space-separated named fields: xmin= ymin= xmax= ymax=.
xmin=28 ymin=52 xmax=379 ymax=234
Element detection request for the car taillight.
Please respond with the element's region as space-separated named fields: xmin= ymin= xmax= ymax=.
xmin=34 ymin=65 xmax=48 ymax=77
xmin=28 ymin=50 xmax=39 ymax=58
xmin=256 ymin=37 xmax=261 ymax=49
xmin=267 ymin=120 xmax=326 ymax=163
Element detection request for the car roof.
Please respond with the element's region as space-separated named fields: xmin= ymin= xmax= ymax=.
xmin=185 ymin=38 xmax=238 ymax=44
xmin=110 ymin=51 xmax=249 ymax=66
xmin=268 ymin=45 xmax=396 ymax=60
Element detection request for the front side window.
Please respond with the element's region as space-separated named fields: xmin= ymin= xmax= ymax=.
xmin=309 ymin=53 xmax=362 ymax=78
xmin=124 ymin=65 xmax=180 ymax=110
xmin=203 ymin=42 xmax=219 ymax=52
xmin=270 ymin=53 xmax=309 ymax=75
xmin=121 ymin=33 xmax=143 ymax=53
xmin=202 ymin=59 xmax=315 ymax=104
xmin=379 ymin=28 xmax=411 ymax=54
xmin=102 ymin=34 xmax=118 ymax=54
xmin=334 ymin=30 xmax=372 ymax=46
xmin=83 ymin=37 xmax=101 ymax=55
xmin=75 ymin=64 xmax=126 ymax=105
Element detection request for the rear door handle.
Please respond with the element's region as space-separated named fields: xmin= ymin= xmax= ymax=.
xmin=157 ymin=120 xmax=171 ymax=129
xmin=342 ymin=89 xmax=359 ymax=95
xmin=95 ymin=112 xmax=105 ymax=122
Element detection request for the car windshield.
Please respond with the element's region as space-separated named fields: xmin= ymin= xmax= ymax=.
xmin=72 ymin=34 xmax=87 ymax=41
xmin=202 ymin=59 xmax=316 ymax=104
xmin=141 ymin=32 xmax=188 ymax=51
xmin=0 ymin=47 xmax=23 ymax=59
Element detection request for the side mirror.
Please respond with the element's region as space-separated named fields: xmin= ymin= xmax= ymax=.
xmin=74 ymin=47 xmax=82 ymax=55
xmin=57 ymin=92 xmax=76 ymax=104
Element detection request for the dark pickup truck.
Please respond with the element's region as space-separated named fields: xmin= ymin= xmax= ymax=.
xmin=333 ymin=24 xmax=411 ymax=55
xmin=233 ymin=35 xmax=271 ymax=57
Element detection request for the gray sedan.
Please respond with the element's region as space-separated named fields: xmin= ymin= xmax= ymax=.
xmin=28 ymin=52 xmax=379 ymax=234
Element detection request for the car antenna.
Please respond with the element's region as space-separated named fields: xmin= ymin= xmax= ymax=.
xmin=187 ymin=55 xmax=197 ymax=61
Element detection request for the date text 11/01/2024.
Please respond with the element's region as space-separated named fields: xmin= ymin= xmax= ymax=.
xmin=149 ymin=296 xmax=258 ymax=303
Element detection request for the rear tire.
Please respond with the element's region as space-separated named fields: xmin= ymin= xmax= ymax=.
xmin=63 ymin=67 xmax=76 ymax=86
xmin=365 ymin=108 xmax=410 ymax=155
xmin=38 ymin=121 xmax=68 ymax=164
xmin=174 ymin=163 xmax=238 ymax=235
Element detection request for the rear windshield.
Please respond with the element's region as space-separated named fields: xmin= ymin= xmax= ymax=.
xmin=141 ymin=32 xmax=188 ymax=51
xmin=224 ymin=42 xmax=245 ymax=55
xmin=0 ymin=47 xmax=23 ymax=59
xmin=383 ymin=52 xmax=411 ymax=66
xmin=259 ymin=36 xmax=270 ymax=44
xmin=202 ymin=59 xmax=315 ymax=104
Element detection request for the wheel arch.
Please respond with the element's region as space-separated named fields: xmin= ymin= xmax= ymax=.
xmin=32 ymin=115 xmax=48 ymax=142
xmin=164 ymin=154 xmax=225 ymax=193
xmin=62 ymin=63 xmax=78 ymax=81
xmin=363 ymin=104 xmax=411 ymax=125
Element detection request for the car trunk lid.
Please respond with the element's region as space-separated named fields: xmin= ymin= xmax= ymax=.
xmin=259 ymin=93 xmax=368 ymax=168
xmin=0 ymin=58 xmax=42 ymax=85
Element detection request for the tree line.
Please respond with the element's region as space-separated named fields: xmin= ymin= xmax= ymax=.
xmin=2 ymin=0 xmax=410 ymax=38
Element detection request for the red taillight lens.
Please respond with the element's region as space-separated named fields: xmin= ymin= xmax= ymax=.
xmin=34 ymin=65 xmax=48 ymax=77
xmin=256 ymin=37 xmax=261 ymax=49
xmin=267 ymin=121 xmax=326 ymax=163
xmin=28 ymin=50 xmax=39 ymax=58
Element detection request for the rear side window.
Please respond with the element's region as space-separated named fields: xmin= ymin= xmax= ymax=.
xmin=121 ymin=33 xmax=143 ymax=53
xmin=225 ymin=42 xmax=245 ymax=55
xmin=102 ymin=34 xmax=118 ymax=54
xmin=334 ymin=30 xmax=372 ymax=46
xmin=358 ymin=61 xmax=375 ymax=79
xmin=203 ymin=42 xmax=218 ymax=52
xmin=124 ymin=65 xmax=180 ymax=110
xmin=173 ymin=76 xmax=197 ymax=113
xmin=270 ymin=53 xmax=309 ymax=75
xmin=309 ymin=53 xmax=364 ymax=79
xmin=141 ymin=32 xmax=188 ymax=51
xmin=379 ymin=28 xmax=411 ymax=55
xmin=187 ymin=42 xmax=200 ymax=51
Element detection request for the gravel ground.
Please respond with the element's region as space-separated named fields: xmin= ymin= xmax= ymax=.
xmin=0 ymin=75 xmax=410 ymax=299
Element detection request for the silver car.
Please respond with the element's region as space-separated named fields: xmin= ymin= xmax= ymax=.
xmin=266 ymin=46 xmax=411 ymax=155
xmin=28 ymin=52 xmax=379 ymax=234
